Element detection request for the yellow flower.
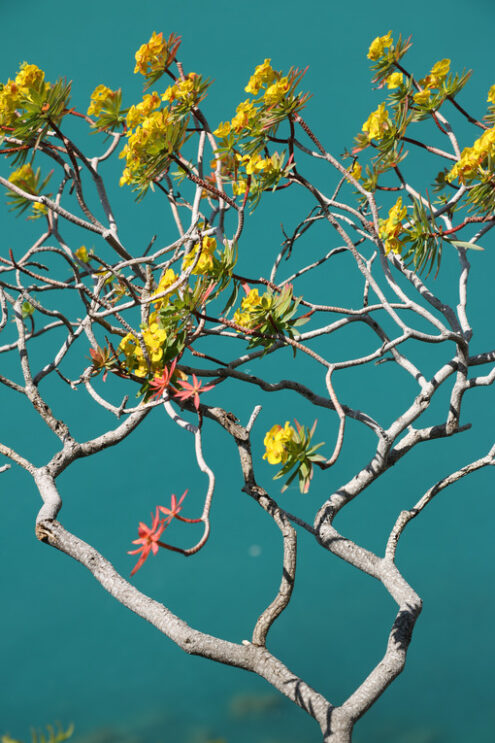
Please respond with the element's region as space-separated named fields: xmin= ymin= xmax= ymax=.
xmin=119 ymin=107 xmax=179 ymax=186
xmin=134 ymin=31 xmax=167 ymax=77
xmin=347 ymin=162 xmax=362 ymax=181
xmin=151 ymin=269 xmax=177 ymax=308
xmin=15 ymin=62 xmax=47 ymax=96
xmin=487 ymin=85 xmax=495 ymax=104
xmin=75 ymin=246 xmax=90 ymax=263
xmin=213 ymin=121 xmax=231 ymax=138
xmin=232 ymin=179 xmax=248 ymax=196
xmin=87 ymin=84 xmax=118 ymax=117
xmin=126 ymin=92 xmax=161 ymax=129
xmin=263 ymin=422 xmax=296 ymax=465
xmin=0 ymin=80 xmax=22 ymax=126
xmin=428 ymin=58 xmax=450 ymax=87
xmin=245 ymin=59 xmax=275 ymax=95
xmin=367 ymin=31 xmax=393 ymax=61
xmin=263 ymin=77 xmax=289 ymax=106
xmin=241 ymin=152 xmax=266 ymax=175
xmin=118 ymin=319 xmax=168 ymax=378
xmin=32 ymin=201 xmax=47 ymax=215
xmin=446 ymin=125 xmax=495 ymax=183
xmin=379 ymin=196 xmax=408 ymax=254
xmin=233 ymin=288 xmax=265 ymax=328
xmin=162 ymin=74 xmax=200 ymax=107
xmin=386 ymin=72 xmax=403 ymax=89
xmin=413 ymin=88 xmax=431 ymax=105
xmin=231 ymin=99 xmax=258 ymax=133
xmin=9 ymin=163 xmax=37 ymax=191
xmin=362 ymin=103 xmax=391 ymax=141
xmin=182 ymin=236 xmax=217 ymax=275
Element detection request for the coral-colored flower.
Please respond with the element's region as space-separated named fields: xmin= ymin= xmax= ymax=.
xmin=159 ymin=490 xmax=188 ymax=523
xmin=148 ymin=359 xmax=177 ymax=400
xmin=128 ymin=508 xmax=166 ymax=575
xmin=174 ymin=374 xmax=215 ymax=410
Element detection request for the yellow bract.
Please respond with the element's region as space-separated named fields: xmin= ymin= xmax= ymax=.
xmin=87 ymin=85 xmax=118 ymax=117
xmin=487 ymin=85 xmax=495 ymax=104
xmin=263 ymin=422 xmax=296 ymax=465
xmin=446 ymin=126 xmax=495 ymax=183
xmin=413 ymin=89 xmax=431 ymax=105
xmin=0 ymin=80 xmax=22 ymax=127
xmin=119 ymin=316 xmax=168 ymax=378
xmin=421 ymin=58 xmax=450 ymax=89
xmin=151 ymin=269 xmax=178 ymax=308
xmin=119 ymin=108 xmax=175 ymax=186
xmin=362 ymin=103 xmax=391 ymax=141
xmin=126 ymin=92 xmax=161 ymax=129
xmin=263 ymin=77 xmax=289 ymax=106
xmin=379 ymin=197 xmax=407 ymax=255
xmin=134 ymin=31 xmax=168 ymax=77
xmin=213 ymin=121 xmax=231 ymax=138
xmin=245 ymin=59 xmax=275 ymax=95
xmin=231 ymin=99 xmax=258 ymax=133
xmin=233 ymin=287 xmax=264 ymax=329
xmin=367 ymin=31 xmax=393 ymax=61
xmin=386 ymin=72 xmax=403 ymax=89
xmin=0 ymin=61 xmax=49 ymax=127
xmin=9 ymin=163 xmax=36 ymax=191
xmin=162 ymin=73 xmax=200 ymax=107
xmin=182 ymin=236 xmax=217 ymax=275
xmin=75 ymin=246 xmax=90 ymax=263
xmin=347 ymin=162 xmax=362 ymax=181
xmin=15 ymin=63 xmax=47 ymax=96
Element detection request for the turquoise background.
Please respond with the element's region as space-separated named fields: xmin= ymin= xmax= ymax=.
xmin=0 ymin=1 xmax=494 ymax=742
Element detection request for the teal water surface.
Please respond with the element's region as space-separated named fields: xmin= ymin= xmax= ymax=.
xmin=0 ymin=2 xmax=494 ymax=742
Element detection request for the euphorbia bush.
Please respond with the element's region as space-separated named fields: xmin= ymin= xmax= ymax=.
xmin=0 ymin=29 xmax=494 ymax=742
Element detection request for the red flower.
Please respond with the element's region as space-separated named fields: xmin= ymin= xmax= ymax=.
xmin=174 ymin=374 xmax=215 ymax=410
xmin=128 ymin=507 xmax=166 ymax=575
xmin=158 ymin=490 xmax=188 ymax=523
xmin=148 ymin=359 xmax=177 ymax=400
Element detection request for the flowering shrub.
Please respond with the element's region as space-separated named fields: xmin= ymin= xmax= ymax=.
xmin=1 ymin=27 xmax=494 ymax=743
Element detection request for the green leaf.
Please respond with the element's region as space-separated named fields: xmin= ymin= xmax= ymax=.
xmin=446 ymin=239 xmax=484 ymax=251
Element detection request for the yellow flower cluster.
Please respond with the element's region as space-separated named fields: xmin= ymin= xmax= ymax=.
xmin=487 ymin=85 xmax=495 ymax=105
xmin=8 ymin=164 xmax=47 ymax=215
xmin=245 ymin=59 xmax=276 ymax=95
xmin=233 ymin=287 xmax=266 ymax=328
xmin=379 ymin=196 xmax=407 ymax=254
xmin=134 ymin=31 xmax=168 ymax=77
xmin=15 ymin=63 xmax=47 ymax=95
xmin=263 ymin=77 xmax=290 ymax=106
xmin=446 ymin=125 xmax=495 ymax=183
xmin=87 ymin=84 xmax=119 ymax=117
xmin=362 ymin=103 xmax=391 ymax=141
xmin=367 ymin=31 xmax=393 ymax=61
xmin=230 ymin=98 xmax=258 ymax=134
xmin=126 ymin=92 xmax=161 ymax=128
xmin=162 ymin=73 xmax=200 ymax=107
xmin=213 ymin=121 xmax=231 ymax=138
xmin=413 ymin=59 xmax=450 ymax=105
xmin=347 ymin=162 xmax=362 ymax=181
xmin=151 ymin=268 xmax=178 ymax=308
xmin=119 ymin=108 xmax=175 ymax=186
xmin=386 ymin=72 xmax=403 ymax=89
xmin=241 ymin=152 xmax=278 ymax=176
xmin=0 ymin=62 xmax=47 ymax=127
xmin=182 ymin=236 xmax=217 ymax=275
xmin=119 ymin=319 xmax=167 ymax=378
xmin=263 ymin=422 xmax=296 ymax=465
xmin=75 ymin=245 xmax=90 ymax=263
